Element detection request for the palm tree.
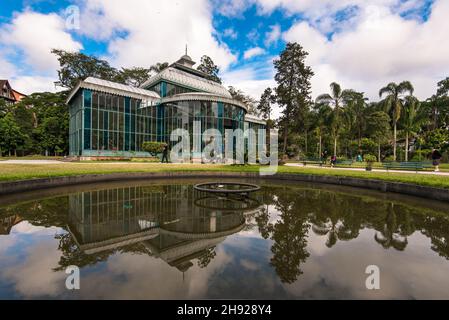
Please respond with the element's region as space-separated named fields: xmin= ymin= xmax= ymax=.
xmin=316 ymin=82 xmax=352 ymax=156
xmin=343 ymin=90 xmax=368 ymax=147
xmin=312 ymin=103 xmax=332 ymax=158
xmin=379 ymin=81 xmax=414 ymax=161
xmin=401 ymin=96 xmax=428 ymax=161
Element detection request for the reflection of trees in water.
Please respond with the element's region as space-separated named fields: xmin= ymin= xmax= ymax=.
xmin=252 ymin=186 xmax=449 ymax=283
xmin=3 ymin=184 xmax=449 ymax=281
xmin=256 ymin=187 xmax=310 ymax=284
xmin=373 ymin=203 xmax=414 ymax=251
xmin=197 ymin=247 xmax=217 ymax=268
xmin=53 ymin=233 xmax=110 ymax=272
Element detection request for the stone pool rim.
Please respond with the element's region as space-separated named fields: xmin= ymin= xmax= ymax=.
xmin=0 ymin=171 xmax=448 ymax=202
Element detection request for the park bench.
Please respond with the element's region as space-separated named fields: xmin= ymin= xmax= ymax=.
xmin=382 ymin=161 xmax=433 ymax=173
xmin=334 ymin=160 xmax=354 ymax=167
xmin=301 ymin=158 xmax=324 ymax=166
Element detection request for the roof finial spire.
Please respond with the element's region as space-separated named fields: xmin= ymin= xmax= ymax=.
xmin=185 ymin=44 xmax=188 ymax=55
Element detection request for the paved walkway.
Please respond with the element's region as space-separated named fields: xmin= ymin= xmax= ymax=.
xmin=285 ymin=163 xmax=449 ymax=176
xmin=1 ymin=160 xmax=64 ymax=164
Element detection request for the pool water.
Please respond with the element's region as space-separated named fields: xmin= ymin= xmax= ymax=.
xmin=1 ymin=180 xmax=449 ymax=299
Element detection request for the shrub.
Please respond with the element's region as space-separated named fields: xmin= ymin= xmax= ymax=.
xmin=142 ymin=141 xmax=166 ymax=156
xmin=364 ymin=154 xmax=377 ymax=163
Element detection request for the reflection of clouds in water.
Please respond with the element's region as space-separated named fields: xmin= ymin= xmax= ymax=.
xmin=283 ymin=230 xmax=449 ymax=299
xmin=72 ymin=245 xmax=233 ymax=299
xmin=0 ymin=235 xmax=17 ymax=255
xmin=11 ymin=221 xmax=60 ymax=235
xmin=1 ymin=240 xmax=66 ymax=298
xmin=240 ymin=259 xmax=258 ymax=271
xmin=0 ymin=222 xmax=67 ymax=298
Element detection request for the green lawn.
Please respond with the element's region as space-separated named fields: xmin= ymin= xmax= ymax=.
xmin=0 ymin=162 xmax=448 ymax=189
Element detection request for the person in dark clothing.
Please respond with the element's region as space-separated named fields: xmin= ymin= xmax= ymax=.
xmin=431 ymin=149 xmax=442 ymax=172
xmin=161 ymin=144 xmax=169 ymax=163
xmin=321 ymin=150 xmax=328 ymax=164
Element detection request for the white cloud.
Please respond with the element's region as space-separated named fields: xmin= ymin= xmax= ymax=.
xmin=223 ymin=28 xmax=239 ymax=40
xmin=9 ymin=76 xmax=59 ymax=94
xmin=0 ymin=10 xmax=82 ymax=72
xmin=243 ymin=47 xmax=266 ymax=59
xmin=211 ymin=0 xmax=253 ymax=17
xmin=221 ymin=60 xmax=279 ymax=117
xmin=78 ymin=0 xmax=236 ymax=71
xmin=281 ymin=0 xmax=449 ymax=101
xmin=264 ymin=24 xmax=281 ymax=46
xmin=0 ymin=53 xmax=15 ymax=78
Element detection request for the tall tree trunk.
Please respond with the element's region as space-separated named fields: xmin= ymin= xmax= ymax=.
xmin=405 ymin=132 xmax=409 ymax=162
xmin=358 ymin=126 xmax=362 ymax=148
xmin=393 ymin=121 xmax=397 ymax=161
xmin=283 ymin=128 xmax=288 ymax=154
xmin=433 ymin=106 xmax=438 ymax=130
xmin=319 ymin=134 xmax=322 ymax=158
xmin=334 ymin=137 xmax=337 ymax=156
xmin=378 ymin=138 xmax=381 ymax=163
xmin=305 ymin=130 xmax=308 ymax=155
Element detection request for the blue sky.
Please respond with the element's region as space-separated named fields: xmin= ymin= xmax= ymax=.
xmin=0 ymin=0 xmax=447 ymax=118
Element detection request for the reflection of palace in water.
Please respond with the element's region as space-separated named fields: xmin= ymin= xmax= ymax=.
xmin=68 ymin=185 xmax=262 ymax=272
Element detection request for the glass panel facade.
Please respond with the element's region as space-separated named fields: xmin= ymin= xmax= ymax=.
xmin=245 ymin=121 xmax=267 ymax=162
xmin=158 ymin=100 xmax=245 ymax=154
xmin=68 ymin=87 xmax=263 ymax=159
xmin=148 ymin=81 xmax=196 ymax=98
xmin=69 ymin=89 xmax=158 ymax=157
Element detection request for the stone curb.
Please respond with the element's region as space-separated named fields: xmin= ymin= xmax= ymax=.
xmin=0 ymin=171 xmax=448 ymax=202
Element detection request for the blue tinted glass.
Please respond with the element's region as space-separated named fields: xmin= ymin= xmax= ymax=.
xmin=83 ymin=89 xmax=92 ymax=108
xmin=84 ymin=129 xmax=91 ymax=149
xmin=84 ymin=108 xmax=91 ymax=129
xmin=125 ymin=97 xmax=130 ymax=114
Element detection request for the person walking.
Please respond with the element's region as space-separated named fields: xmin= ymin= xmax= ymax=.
xmin=161 ymin=144 xmax=169 ymax=163
xmin=330 ymin=155 xmax=337 ymax=167
xmin=431 ymin=148 xmax=442 ymax=172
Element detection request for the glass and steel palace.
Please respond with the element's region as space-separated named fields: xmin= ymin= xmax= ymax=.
xmin=66 ymin=53 xmax=267 ymax=161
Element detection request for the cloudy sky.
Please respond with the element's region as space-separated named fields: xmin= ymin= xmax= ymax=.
xmin=0 ymin=0 xmax=448 ymax=118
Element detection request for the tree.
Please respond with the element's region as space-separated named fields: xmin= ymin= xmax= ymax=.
xmin=15 ymin=92 xmax=69 ymax=156
xmin=312 ymin=103 xmax=332 ymax=158
xmin=366 ymin=111 xmax=391 ymax=161
xmin=257 ymin=88 xmax=275 ymax=120
xmin=426 ymin=77 xmax=449 ymax=129
xmin=52 ymin=49 xmax=119 ymax=89
xmin=344 ymin=90 xmax=368 ymax=147
xmin=379 ymin=81 xmax=414 ymax=161
xmin=228 ymin=86 xmax=260 ymax=116
xmin=115 ymin=67 xmax=151 ymax=87
xmin=400 ymin=96 xmax=428 ymax=161
xmin=274 ymin=42 xmax=314 ymax=154
xmin=150 ymin=62 xmax=169 ymax=74
xmin=53 ymin=50 xmax=156 ymax=89
xmin=197 ymin=55 xmax=222 ymax=84
xmin=142 ymin=141 xmax=166 ymax=156
xmin=0 ymin=99 xmax=11 ymax=117
xmin=421 ymin=129 xmax=449 ymax=152
xmin=0 ymin=112 xmax=28 ymax=156
xmin=316 ymin=82 xmax=352 ymax=156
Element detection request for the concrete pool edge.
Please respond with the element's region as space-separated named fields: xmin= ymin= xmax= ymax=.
xmin=1 ymin=171 xmax=449 ymax=202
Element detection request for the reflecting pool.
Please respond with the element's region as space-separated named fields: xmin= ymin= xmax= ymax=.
xmin=1 ymin=180 xmax=449 ymax=299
